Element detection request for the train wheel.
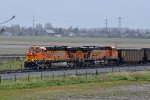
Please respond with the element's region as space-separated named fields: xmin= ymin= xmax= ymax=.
xmin=48 ymin=63 xmax=51 ymax=68
xmin=67 ymin=62 xmax=76 ymax=68
xmin=73 ymin=64 xmax=76 ymax=68
xmin=108 ymin=60 xmax=113 ymax=66
xmin=24 ymin=62 xmax=28 ymax=69
xmin=44 ymin=66 xmax=46 ymax=69
xmin=32 ymin=66 xmax=37 ymax=70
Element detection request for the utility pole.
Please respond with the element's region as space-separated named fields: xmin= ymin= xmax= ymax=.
xmin=32 ymin=15 xmax=35 ymax=37
xmin=118 ymin=17 xmax=122 ymax=29
xmin=105 ymin=18 xmax=108 ymax=33
xmin=105 ymin=18 xmax=108 ymax=29
xmin=0 ymin=16 xmax=15 ymax=36
xmin=0 ymin=16 xmax=15 ymax=25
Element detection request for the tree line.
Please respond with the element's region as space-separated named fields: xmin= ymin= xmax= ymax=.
xmin=1 ymin=22 xmax=150 ymax=38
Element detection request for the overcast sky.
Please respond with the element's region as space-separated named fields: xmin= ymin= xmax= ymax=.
xmin=0 ymin=0 xmax=149 ymax=29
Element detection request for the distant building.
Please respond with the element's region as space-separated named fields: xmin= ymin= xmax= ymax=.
xmin=45 ymin=29 xmax=63 ymax=37
xmin=3 ymin=32 xmax=12 ymax=36
xmin=53 ymin=34 xmax=61 ymax=37
xmin=68 ymin=32 xmax=77 ymax=37
xmin=45 ymin=29 xmax=56 ymax=36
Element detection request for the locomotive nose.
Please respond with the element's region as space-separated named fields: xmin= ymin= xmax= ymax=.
xmin=25 ymin=52 xmax=36 ymax=63
xmin=26 ymin=52 xmax=33 ymax=56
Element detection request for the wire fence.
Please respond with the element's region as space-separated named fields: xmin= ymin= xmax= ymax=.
xmin=0 ymin=65 xmax=150 ymax=83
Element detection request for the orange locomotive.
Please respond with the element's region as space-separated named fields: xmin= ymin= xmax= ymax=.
xmin=24 ymin=46 xmax=119 ymax=69
xmin=24 ymin=46 xmax=69 ymax=69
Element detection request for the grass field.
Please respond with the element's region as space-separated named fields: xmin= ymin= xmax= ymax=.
xmin=0 ymin=36 xmax=150 ymax=47
xmin=0 ymin=36 xmax=150 ymax=54
xmin=0 ymin=71 xmax=150 ymax=100
xmin=0 ymin=59 xmax=24 ymax=70
xmin=1 ymin=71 xmax=150 ymax=90
xmin=1 ymin=81 xmax=149 ymax=100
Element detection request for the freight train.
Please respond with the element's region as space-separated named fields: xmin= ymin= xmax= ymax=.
xmin=24 ymin=46 xmax=150 ymax=69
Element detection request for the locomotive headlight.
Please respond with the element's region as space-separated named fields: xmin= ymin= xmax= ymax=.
xmin=25 ymin=59 xmax=34 ymax=62
xmin=31 ymin=59 xmax=34 ymax=62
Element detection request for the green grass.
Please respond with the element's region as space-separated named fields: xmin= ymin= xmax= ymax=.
xmin=1 ymin=81 xmax=148 ymax=100
xmin=0 ymin=59 xmax=24 ymax=70
xmin=0 ymin=71 xmax=150 ymax=90
xmin=0 ymin=71 xmax=150 ymax=100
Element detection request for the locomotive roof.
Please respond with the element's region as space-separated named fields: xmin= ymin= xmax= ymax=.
xmin=141 ymin=48 xmax=150 ymax=50
xmin=66 ymin=47 xmax=80 ymax=51
xmin=117 ymin=49 xmax=142 ymax=51
xmin=80 ymin=46 xmax=114 ymax=50
xmin=80 ymin=46 xmax=95 ymax=51
xmin=45 ymin=46 xmax=67 ymax=51
xmin=43 ymin=46 xmax=117 ymax=51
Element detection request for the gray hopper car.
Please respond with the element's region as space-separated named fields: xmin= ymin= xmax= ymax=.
xmin=142 ymin=48 xmax=150 ymax=62
xmin=118 ymin=49 xmax=144 ymax=64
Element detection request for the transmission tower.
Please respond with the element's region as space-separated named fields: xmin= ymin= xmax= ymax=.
xmin=118 ymin=17 xmax=122 ymax=29
xmin=105 ymin=18 xmax=108 ymax=29
xmin=32 ymin=15 xmax=35 ymax=37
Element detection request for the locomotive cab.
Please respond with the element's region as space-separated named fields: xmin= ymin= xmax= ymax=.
xmin=24 ymin=46 xmax=46 ymax=69
xmin=107 ymin=46 xmax=118 ymax=59
xmin=26 ymin=46 xmax=45 ymax=61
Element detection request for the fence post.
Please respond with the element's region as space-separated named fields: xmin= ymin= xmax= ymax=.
xmin=76 ymin=70 xmax=78 ymax=76
xmin=112 ymin=66 xmax=113 ymax=72
xmin=0 ymin=76 xmax=1 ymax=84
xmin=86 ymin=71 xmax=87 ymax=78
xmin=15 ymin=75 xmax=16 ymax=81
xmin=96 ymin=70 xmax=98 ymax=76
xmin=28 ymin=74 xmax=30 ymax=82
xmin=41 ymin=73 xmax=43 ymax=80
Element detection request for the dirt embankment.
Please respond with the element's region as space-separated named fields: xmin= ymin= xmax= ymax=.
xmin=61 ymin=84 xmax=150 ymax=100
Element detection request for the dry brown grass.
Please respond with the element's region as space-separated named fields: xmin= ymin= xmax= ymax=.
xmin=0 ymin=36 xmax=150 ymax=54
xmin=106 ymin=71 xmax=150 ymax=76
xmin=0 ymin=81 xmax=149 ymax=100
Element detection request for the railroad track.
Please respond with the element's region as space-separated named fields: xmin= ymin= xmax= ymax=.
xmin=0 ymin=64 xmax=150 ymax=80
xmin=0 ymin=63 xmax=150 ymax=74
xmin=0 ymin=54 xmax=25 ymax=60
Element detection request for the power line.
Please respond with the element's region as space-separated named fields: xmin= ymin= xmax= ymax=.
xmin=0 ymin=16 xmax=15 ymax=25
xmin=32 ymin=15 xmax=35 ymax=37
xmin=118 ymin=17 xmax=122 ymax=29
xmin=105 ymin=18 xmax=108 ymax=29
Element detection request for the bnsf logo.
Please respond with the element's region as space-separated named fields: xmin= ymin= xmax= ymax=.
xmin=46 ymin=54 xmax=53 ymax=58
xmin=56 ymin=53 xmax=65 ymax=58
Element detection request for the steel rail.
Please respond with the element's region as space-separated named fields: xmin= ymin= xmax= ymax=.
xmin=0 ymin=63 xmax=149 ymax=74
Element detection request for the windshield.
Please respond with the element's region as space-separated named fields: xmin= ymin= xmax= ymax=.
xmin=29 ymin=47 xmax=34 ymax=52
xmin=35 ymin=48 xmax=41 ymax=53
xmin=29 ymin=47 xmax=41 ymax=53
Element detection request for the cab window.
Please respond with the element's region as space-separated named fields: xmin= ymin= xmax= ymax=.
xmin=29 ymin=47 xmax=34 ymax=52
xmin=35 ymin=48 xmax=41 ymax=53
